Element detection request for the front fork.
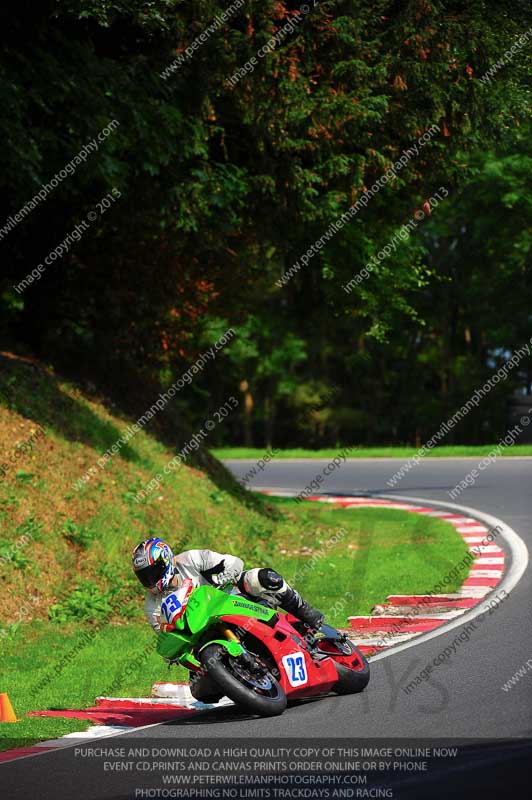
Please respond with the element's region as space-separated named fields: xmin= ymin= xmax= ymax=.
xmin=197 ymin=624 xmax=245 ymax=664
xmin=219 ymin=624 xmax=240 ymax=643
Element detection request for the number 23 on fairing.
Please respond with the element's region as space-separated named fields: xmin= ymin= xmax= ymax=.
xmin=282 ymin=652 xmax=308 ymax=687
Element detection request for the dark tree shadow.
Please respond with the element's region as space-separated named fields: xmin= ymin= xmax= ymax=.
xmin=0 ymin=351 xmax=278 ymax=519
xmin=0 ymin=352 xmax=142 ymax=463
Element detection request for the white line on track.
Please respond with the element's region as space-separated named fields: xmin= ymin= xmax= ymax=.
xmin=367 ymin=493 xmax=529 ymax=662
xmin=251 ymin=486 xmax=528 ymax=661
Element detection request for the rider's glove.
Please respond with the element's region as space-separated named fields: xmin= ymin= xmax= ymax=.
xmin=211 ymin=566 xmax=241 ymax=586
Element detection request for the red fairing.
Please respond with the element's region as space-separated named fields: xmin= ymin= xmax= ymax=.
xmin=219 ymin=613 xmax=339 ymax=698
xmin=284 ymin=612 xmax=366 ymax=672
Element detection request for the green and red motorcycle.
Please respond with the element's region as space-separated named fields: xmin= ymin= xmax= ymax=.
xmin=157 ymin=578 xmax=370 ymax=717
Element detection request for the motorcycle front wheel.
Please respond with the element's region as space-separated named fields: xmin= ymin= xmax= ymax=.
xmin=200 ymin=643 xmax=287 ymax=717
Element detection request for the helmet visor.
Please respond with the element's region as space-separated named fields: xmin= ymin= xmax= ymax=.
xmin=135 ymin=556 xmax=168 ymax=589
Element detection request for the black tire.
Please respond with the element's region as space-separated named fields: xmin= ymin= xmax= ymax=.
xmin=333 ymin=652 xmax=370 ymax=695
xmin=200 ymin=644 xmax=287 ymax=717
xmin=189 ymin=671 xmax=224 ymax=704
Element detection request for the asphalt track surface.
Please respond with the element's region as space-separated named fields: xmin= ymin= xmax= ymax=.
xmin=3 ymin=458 xmax=532 ymax=798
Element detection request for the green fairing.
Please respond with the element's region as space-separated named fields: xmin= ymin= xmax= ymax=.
xmin=199 ymin=639 xmax=244 ymax=658
xmin=156 ymin=585 xmax=276 ymax=663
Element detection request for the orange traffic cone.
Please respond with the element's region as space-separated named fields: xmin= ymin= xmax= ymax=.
xmin=0 ymin=693 xmax=17 ymax=722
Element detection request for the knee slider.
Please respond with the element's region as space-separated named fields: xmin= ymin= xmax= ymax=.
xmin=257 ymin=568 xmax=284 ymax=591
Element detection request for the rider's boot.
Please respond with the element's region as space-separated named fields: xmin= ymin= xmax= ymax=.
xmin=276 ymin=586 xmax=324 ymax=629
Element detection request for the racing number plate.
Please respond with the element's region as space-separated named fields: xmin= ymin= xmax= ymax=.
xmin=282 ymin=652 xmax=308 ymax=687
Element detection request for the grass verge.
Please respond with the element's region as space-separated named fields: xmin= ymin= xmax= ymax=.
xmin=1 ymin=501 xmax=470 ymax=750
xmin=213 ymin=445 xmax=532 ymax=459
xmin=0 ymin=355 xmax=470 ymax=750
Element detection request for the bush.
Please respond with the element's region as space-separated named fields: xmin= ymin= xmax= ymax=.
xmin=61 ymin=520 xmax=96 ymax=549
xmin=48 ymin=580 xmax=113 ymax=623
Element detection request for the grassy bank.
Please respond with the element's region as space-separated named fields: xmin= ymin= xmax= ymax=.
xmin=1 ymin=502 xmax=469 ymax=749
xmin=0 ymin=354 xmax=470 ymax=750
xmin=214 ymin=445 xmax=532 ymax=459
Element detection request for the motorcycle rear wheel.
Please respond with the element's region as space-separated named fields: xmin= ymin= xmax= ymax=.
xmin=316 ymin=636 xmax=370 ymax=694
xmin=333 ymin=660 xmax=370 ymax=694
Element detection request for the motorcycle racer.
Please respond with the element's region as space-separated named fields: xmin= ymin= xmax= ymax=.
xmin=131 ymin=537 xmax=324 ymax=633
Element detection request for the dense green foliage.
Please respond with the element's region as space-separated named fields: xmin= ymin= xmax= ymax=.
xmin=1 ymin=1 xmax=531 ymax=445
